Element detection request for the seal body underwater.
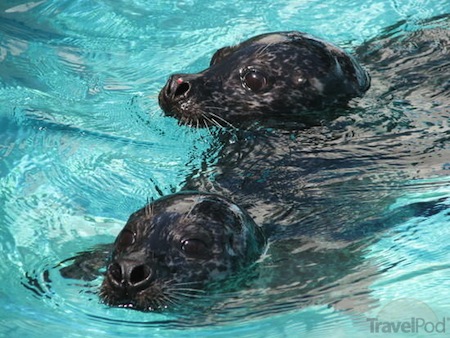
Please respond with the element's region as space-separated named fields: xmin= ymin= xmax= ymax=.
xmin=58 ymin=19 xmax=450 ymax=315
xmin=156 ymin=21 xmax=450 ymax=311
xmin=58 ymin=30 xmax=373 ymax=314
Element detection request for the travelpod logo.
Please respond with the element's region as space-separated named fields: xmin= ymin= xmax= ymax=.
xmin=366 ymin=298 xmax=449 ymax=335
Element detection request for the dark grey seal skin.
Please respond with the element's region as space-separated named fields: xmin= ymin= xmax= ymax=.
xmin=57 ymin=19 xmax=449 ymax=317
xmin=159 ymin=31 xmax=370 ymax=128
xmin=159 ymin=22 xmax=449 ymax=233
xmin=58 ymin=31 xmax=372 ymax=315
xmin=156 ymin=19 xmax=450 ymax=314
xmin=60 ymin=192 xmax=265 ymax=311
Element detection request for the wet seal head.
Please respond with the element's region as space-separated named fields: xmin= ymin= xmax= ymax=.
xmin=158 ymin=31 xmax=370 ymax=128
xmin=100 ymin=192 xmax=266 ymax=311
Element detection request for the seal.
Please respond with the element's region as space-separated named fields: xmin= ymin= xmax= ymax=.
xmin=98 ymin=192 xmax=265 ymax=311
xmin=158 ymin=25 xmax=449 ymax=234
xmin=57 ymin=21 xmax=449 ymax=318
xmin=158 ymin=31 xmax=370 ymax=128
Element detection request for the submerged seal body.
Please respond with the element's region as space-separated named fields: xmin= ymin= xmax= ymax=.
xmin=154 ymin=22 xmax=450 ymax=313
xmin=99 ymin=192 xmax=265 ymax=311
xmin=159 ymin=31 xmax=370 ymax=127
xmin=58 ymin=21 xmax=449 ymax=316
xmin=158 ymin=24 xmax=449 ymax=232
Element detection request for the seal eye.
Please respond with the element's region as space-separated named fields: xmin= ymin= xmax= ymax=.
xmin=241 ymin=68 xmax=267 ymax=92
xmin=181 ymin=239 xmax=209 ymax=258
xmin=115 ymin=229 xmax=135 ymax=250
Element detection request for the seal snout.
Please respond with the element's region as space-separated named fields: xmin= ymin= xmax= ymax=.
xmin=107 ymin=259 xmax=152 ymax=292
xmin=159 ymin=74 xmax=192 ymax=114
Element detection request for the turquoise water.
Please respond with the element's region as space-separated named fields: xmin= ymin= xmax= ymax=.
xmin=1 ymin=0 xmax=449 ymax=337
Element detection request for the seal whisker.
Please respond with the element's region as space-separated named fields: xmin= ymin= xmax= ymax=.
xmin=201 ymin=105 xmax=228 ymax=112
xmin=208 ymin=111 xmax=237 ymax=130
xmin=171 ymin=290 xmax=205 ymax=295
xmin=169 ymin=291 xmax=204 ymax=300
xmin=171 ymin=287 xmax=206 ymax=294
xmin=202 ymin=119 xmax=215 ymax=136
xmin=202 ymin=114 xmax=223 ymax=130
xmin=194 ymin=119 xmax=204 ymax=138
xmin=150 ymin=296 xmax=163 ymax=310
xmin=255 ymin=42 xmax=273 ymax=57
xmin=161 ymin=294 xmax=182 ymax=306
xmin=180 ymin=199 xmax=198 ymax=223
xmin=147 ymin=108 xmax=161 ymax=119
xmin=167 ymin=282 xmax=207 ymax=299
xmin=168 ymin=287 xmax=205 ymax=298
xmin=171 ymin=288 xmax=205 ymax=294
xmin=210 ymin=117 xmax=225 ymax=129
xmin=162 ymin=287 xmax=187 ymax=302
xmin=159 ymin=281 xmax=204 ymax=305
xmin=170 ymin=280 xmax=204 ymax=287
xmin=144 ymin=199 xmax=154 ymax=218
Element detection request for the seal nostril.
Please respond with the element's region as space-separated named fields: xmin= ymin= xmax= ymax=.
xmin=108 ymin=261 xmax=151 ymax=288
xmin=165 ymin=80 xmax=172 ymax=96
xmin=130 ymin=264 xmax=151 ymax=285
xmin=174 ymin=82 xmax=190 ymax=97
xmin=109 ymin=263 xmax=122 ymax=283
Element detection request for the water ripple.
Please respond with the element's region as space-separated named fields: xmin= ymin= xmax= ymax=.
xmin=1 ymin=1 xmax=450 ymax=336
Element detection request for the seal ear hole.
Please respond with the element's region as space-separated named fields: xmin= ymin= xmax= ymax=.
xmin=181 ymin=239 xmax=209 ymax=258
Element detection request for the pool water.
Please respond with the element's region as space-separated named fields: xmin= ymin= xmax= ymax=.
xmin=1 ymin=0 xmax=449 ymax=337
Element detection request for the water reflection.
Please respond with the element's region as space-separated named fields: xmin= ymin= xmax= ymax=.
xmin=0 ymin=1 xmax=449 ymax=335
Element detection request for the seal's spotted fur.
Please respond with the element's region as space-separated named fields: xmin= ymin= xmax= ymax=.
xmin=101 ymin=32 xmax=370 ymax=311
xmin=100 ymin=192 xmax=265 ymax=311
xmin=159 ymin=31 xmax=370 ymax=127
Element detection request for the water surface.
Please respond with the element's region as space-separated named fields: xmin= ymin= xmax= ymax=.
xmin=0 ymin=0 xmax=449 ymax=337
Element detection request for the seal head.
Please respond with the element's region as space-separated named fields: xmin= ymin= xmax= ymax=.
xmin=159 ymin=31 xmax=370 ymax=127
xmin=100 ymin=192 xmax=265 ymax=311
